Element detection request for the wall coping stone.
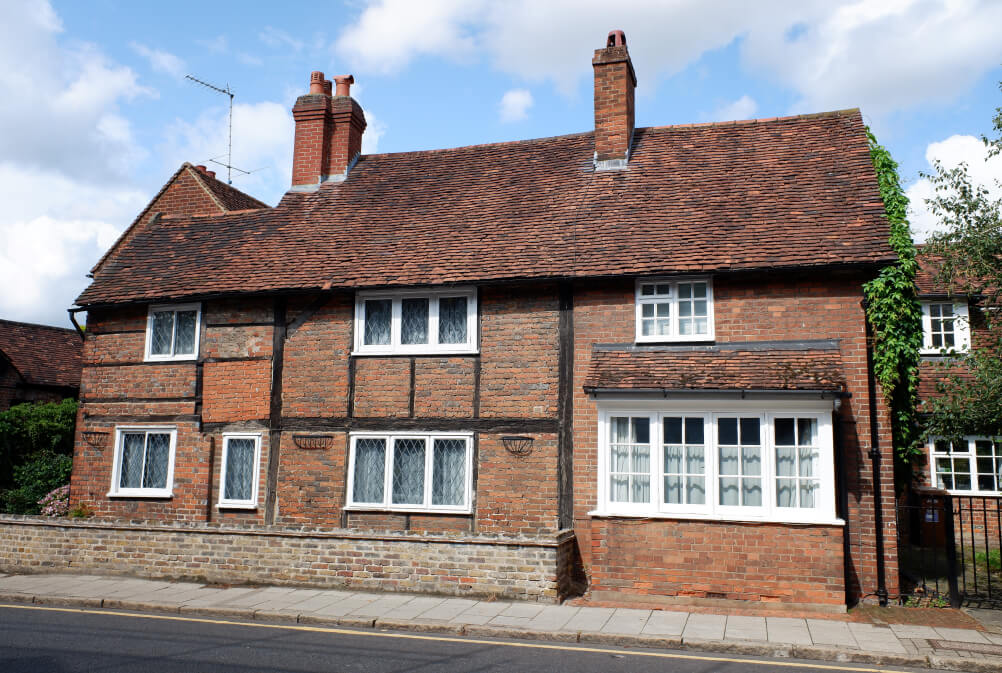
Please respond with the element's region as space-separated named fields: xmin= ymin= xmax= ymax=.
xmin=0 ymin=515 xmax=574 ymax=548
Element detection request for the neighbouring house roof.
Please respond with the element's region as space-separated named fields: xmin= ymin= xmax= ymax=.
xmin=0 ymin=319 xmax=82 ymax=389
xmin=77 ymin=110 xmax=893 ymax=307
xmin=583 ymin=341 xmax=846 ymax=394
xmin=89 ymin=162 xmax=269 ymax=277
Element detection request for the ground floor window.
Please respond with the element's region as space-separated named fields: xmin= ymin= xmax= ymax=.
xmin=109 ymin=426 xmax=177 ymax=498
xmin=930 ymin=436 xmax=1002 ymax=495
xmin=219 ymin=433 xmax=262 ymax=508
xmin=347 ymin=432 xmax=473 ymax=513
xmin=596 ymin=402 xmax=837 ymax=523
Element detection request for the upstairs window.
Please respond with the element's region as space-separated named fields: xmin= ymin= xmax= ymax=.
xmin=635 ymin=278 xmax=714 ymax=342
xmin=921 ymin=301 xmax=970 ymax=354
xmin=930 ymin=437 xmax=1002 ymax=495
xmin=145 ymin=303 xmax=200 ymax=361
xmin=354 ymin=288 xmax=477 ymax=355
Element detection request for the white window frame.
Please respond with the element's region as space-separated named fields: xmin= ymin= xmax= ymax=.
xmin=920 ymin=300 xmax=970 ymax=355
xmin=218 ymin=433 xmax=262 ymax=509
xmin=346 ymin=431 xmax=474 ymax=513
xmin=928 ymin=436 xmax=1002 ymax=496
xmin=108 ymin=425 xmax=177 ymax=498
xmin=635 ymin=277 xmax=714 ymax=343
xmin=353 ymin=288 xmax=478 ymax=355
xmin=594 ymin=399 xmax=838 ymax=524
xmin=144 ymin=303 xmax=201 ymax=362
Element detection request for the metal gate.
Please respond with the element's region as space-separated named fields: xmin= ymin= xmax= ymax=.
xmin=897 ymin=491 xmax=1002 ymax=608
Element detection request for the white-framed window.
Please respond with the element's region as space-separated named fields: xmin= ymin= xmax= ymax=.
xmin=144 ymin=303 xmax=201 ymax=361
xmin=930 ymin=437 xmax=1002 ymax=495
xmin=595 ymin=400 xmax=837 ymax=523
xmin=635 ymin=277 xmax=714 ymax=342
xmin=108 ymin=426 xmax=177 ymax=498
xmin=218 ymin=433 xmax=262 ymax=508
xmin=346 ymin=432 xmax=473 ymax=513
xmin=353 ymin=288 xmax=477 ymax=355
xmin=920 ymin=301 xmax=970 ymax=354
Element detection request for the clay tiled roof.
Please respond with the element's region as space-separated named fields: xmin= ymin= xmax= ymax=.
xmin=193 ymin=168 xmax=270 ymax=212
xmin=0 ymin=319 xmax=82 ymax=388
xmin=77 ymin=109 xmax=893 ymax=307
xmin=583 ymin=341 xmax=846 ymax=393
xmin=915 ymin=247 xmax=950 ymax=296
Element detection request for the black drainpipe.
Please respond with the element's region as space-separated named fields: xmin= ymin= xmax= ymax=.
xmin=862 ymin=300 xmax=889 ymax=606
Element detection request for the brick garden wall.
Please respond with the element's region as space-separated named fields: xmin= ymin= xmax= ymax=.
xmin=0 ymin=516 xmax=568 ymax=603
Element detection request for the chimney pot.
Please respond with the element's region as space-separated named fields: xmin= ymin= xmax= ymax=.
xmin=333 ymin=75 xmax=354 ymax=97
xmin=322 ymin=79 xmax=333 ymax=96
xmin=309 ymin=71 xmax=325 ymax=94
xmin=206 ymin=170 xmax=216 ymax=178
xmin=195 ymin=164 xmax=207 ymax=173
xmin=607 ymin=30 xmax=626 ymax=47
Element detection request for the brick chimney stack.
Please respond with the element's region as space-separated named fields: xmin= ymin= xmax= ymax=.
xmin=291 ymin=70 xmax=367 ymax=189
xmin=592 ymin=30 xmax=637 ymax=170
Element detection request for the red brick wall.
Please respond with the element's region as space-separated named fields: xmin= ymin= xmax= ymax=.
xmin=572 ymin=273 xmax=898 ymax=605
xmin=477 ymin=433 xmax=559 ymax=536
xmin=275 ymin=432 xmax=346 ymax=527
xmin=282 ymin=295 xmax=352 ymax=418
xmin=589 ymin=518 xmax=846 ymax=605
xmin=202 ymin=360 xmax=271 ymax=423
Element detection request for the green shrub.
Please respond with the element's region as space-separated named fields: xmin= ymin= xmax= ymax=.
xmin=0 ymin=451 xmax=73 ymax=514
xmin=0 ymin=399 xmax=77 ymax=514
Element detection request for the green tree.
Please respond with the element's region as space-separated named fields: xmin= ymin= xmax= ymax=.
xmin=922 ymin=80 xmax=1002 ymax=441
xmin=863 ymin=130 xmax=924 ymax=482
xmin=0 ymin=399 xmax=77 ymax=514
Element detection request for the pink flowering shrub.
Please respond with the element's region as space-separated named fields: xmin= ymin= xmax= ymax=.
xmin=38 ymin=485 xmax=70 ymax=517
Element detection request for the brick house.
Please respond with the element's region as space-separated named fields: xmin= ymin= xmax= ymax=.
xmin=0 ymin=319 xmax=82 ymax=410
xmin=63 ymin=31 xmax=901 ymax=608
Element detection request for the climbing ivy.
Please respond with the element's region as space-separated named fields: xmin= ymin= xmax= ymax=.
xmin=862 ymin=129 xmax=924 ymax=480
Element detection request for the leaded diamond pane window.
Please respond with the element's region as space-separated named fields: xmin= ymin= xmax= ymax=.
xmin=401 ymin=298 xmax=429 ymax=344
xmin=352 ymin=438 xmax=386 ymax=503
xmin=221 ymin=437 xmax=258 ymax=505
xmin=146 ymin=304 xmax=200 ymax=360
xmin=364 ymin=299 xmax=392 ymax=346
xmin=349 ymin=434 xmax=471 ymax=511
xmin=355 ymin=290 xmax=476 ymax=354
xmin=438 ymin=297 xmax=468 ymax=344
xmin=113 ymin=428 xmax=175 ymax=496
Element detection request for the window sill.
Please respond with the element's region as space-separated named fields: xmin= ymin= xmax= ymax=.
xmin=351 ymin=349 xmax=479 ymax=357
xmin=217 ymin=503 xmax=258 ymax=510
xmin=143 ymin=355 xmax=198 ymax=363
xmin=588 ymin=509 xmax=844 ymax=526
xmin=937 ymin=490 xmax=1002 ymax=498
xmin=107 ymin=491 xmax=173 ymax=499
xmin=345 ymin=505 xmax=473 ymax=515
xmin=634 ymin=336 xmax=715 ymax=345
xmin=920 ymin=350 xmax=969 ymax=357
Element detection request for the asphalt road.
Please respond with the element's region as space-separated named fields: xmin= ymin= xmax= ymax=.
xmin=0 ymin=603 xmax=919 ymax=673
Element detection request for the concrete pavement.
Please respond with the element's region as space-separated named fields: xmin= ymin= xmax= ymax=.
xmin=1 ymin=573 xmax=1001 ymax=672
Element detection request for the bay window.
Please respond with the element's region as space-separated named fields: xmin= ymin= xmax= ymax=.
xmin=347 ymin=432 xmax=473 ymax=512
xmin=596 ymin=404 xmax=837 ymax=523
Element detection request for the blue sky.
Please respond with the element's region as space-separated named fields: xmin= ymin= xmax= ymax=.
xmin=2 ymin=0 xmax=1002 ymax=327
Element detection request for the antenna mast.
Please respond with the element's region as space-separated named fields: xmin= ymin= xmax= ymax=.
xmin=185 ymin=74 xmax=237 ymax=184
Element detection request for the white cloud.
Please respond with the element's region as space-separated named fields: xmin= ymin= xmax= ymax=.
xmin=709 ymin=95 xmax=758 ymax=121
xmin=499 ymin=88 xmax=533 ymax=123
xmin=236 ymin=52 xmax=264 ymax=67
xmin=130 ymin=42 xmax=185 ymax=78
xmin=260 ymin=26 xmax=304 ymax=52
xmin=161 ymin=101 xmax=295 ymax=206
xmin=0 ymin=1 xmax=153 ymax=326
xmin=906 ymin=134 xmax=1002 ymax=242
xmin=198 ymin=35 xmax=228 ymax=54
xmin=335 ymin=0 xmax=1002 ymax=115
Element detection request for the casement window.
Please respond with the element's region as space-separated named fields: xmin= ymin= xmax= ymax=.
xmin=353 ymin=288 xmax=477 ymax=355
xmin=218 ymin=433 xmax=262 ymax=508
xmin=596 ymin=404 xmax=836 ymax=523
xmin=347 ymin=432 xmax=473 ymax=513
xmin=109 ymin=426 xmax=177 ymax=498
xmin=930 ymin=437 xmax=1002 ymax=495
xmin=145 ymin=303 xmax=201 ymax=361
xmin=635 ymin=278 xmax=714 ymax=343
xmin=920 ymin=301 xmax=970 ymax=354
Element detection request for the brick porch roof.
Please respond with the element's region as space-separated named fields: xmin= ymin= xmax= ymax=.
xmin=77 ymin=109 xmax=893 ymax=307
xmin=0 ymin=319 xmax=82 ymax=388
xmin=583 ymin=341 xmax=846 ymax=393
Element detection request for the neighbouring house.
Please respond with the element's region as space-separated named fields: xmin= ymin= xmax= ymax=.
xmin=0 ymin=319 xmax=82 ymax=410
xmin=24 ymin=31 xmax=902 ymax=608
